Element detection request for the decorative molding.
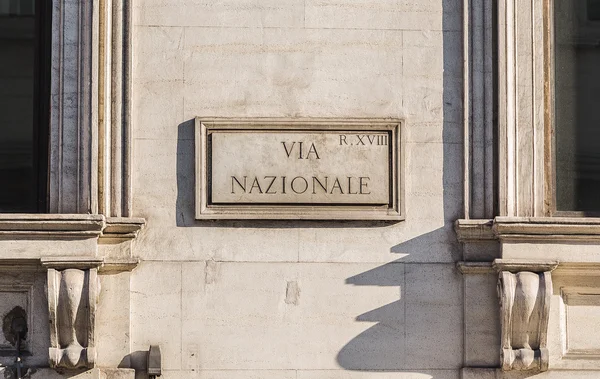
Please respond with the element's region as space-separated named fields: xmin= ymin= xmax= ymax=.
xmin=0 ymin=284 xmax=34 ymax=356
xmin=47 ymin=267 xmax=99 ymax=369
xmin=49 ymin=0 xmax=133 ymax=216
xmin=41 ymin=258 xmax=103 ymax=271
xmin=456 ymin=261 xmax=495 ymax=274
xmin=553 ymin=262 xmax=600 ymax=277
xmin=455 ymin=219 xmax=495 ymax=241
xmin=497 ymin=0 xmax=547 ymax=217
xmin=0 ymin=214 xmax=105 ymax=238
xmin=0 ymin=214 xmax=144 ymax=241
xmin=101 ymin=217 xmax=146 ymax=240
xmin=496 ymin=262 xmax=554 ymax=371
xmin=558 ymin=287 xmax=600 ymax=364
xmin=463 ymin=0 xmax=495 ymax=219
xmin=97 ymin=0 xmax=134 ymax=217
xmin=455 ymin=217 xmax=600 ymax=242
xmin=49 ymin=0 xmax=94 ymax=213
xmin=493 ymin=259 xmax=559 ymax=274
xmin=99 ymin=259 xmax=140 ymax=274
xmin=195 ymin=118 xmax=404 ymax=221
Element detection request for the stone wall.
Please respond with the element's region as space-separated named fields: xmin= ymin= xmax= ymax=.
xmin=130 ymin=0 xmax=464 ymax=378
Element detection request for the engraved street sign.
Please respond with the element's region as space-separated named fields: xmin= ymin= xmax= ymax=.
xmin=195 ymin=118 xmax=403 ymax=220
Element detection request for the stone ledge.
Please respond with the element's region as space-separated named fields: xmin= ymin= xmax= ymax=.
xmin=0 ymin=367 xmax=135 ymax=379
xmin=0 ymin=257 xmax=140 ymax=273
xmin=0 ymin=214 xmax=105 ymax=237
xmin=456 ymin=261 xmax=494 ymax=274
xmin=457 ymin=259 xmax=560 ymax=275
xmin=456 ymin=217 xmax=600 ymax=242
xmin=102 ymin=217 xmax=146 ymax=240
xmin=493 ymin=259 xmax=559 ymax=273
xmin=0 ymin=214 xmax=145 ymax=240
xmin=0 ymin=214 xmax=145 ymax=264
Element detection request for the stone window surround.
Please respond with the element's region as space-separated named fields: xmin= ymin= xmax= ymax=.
xmin=459 ymin=0 xmax=600 ymax=373
xmin=0 ymin=0 xmax=145 ymax=241
xmin=0 ymin=0 xmax=143 ymax=373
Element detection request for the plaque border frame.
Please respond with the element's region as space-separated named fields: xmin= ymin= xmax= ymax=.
xmin=195 ymin=118 xmax=404 ymax=220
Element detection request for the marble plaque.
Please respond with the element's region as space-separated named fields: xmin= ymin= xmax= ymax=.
xmin=196 ymin=118 xmax=403 ymax=220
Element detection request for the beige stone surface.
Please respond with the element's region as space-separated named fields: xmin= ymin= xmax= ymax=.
xmin=463 ymin=274 xmax=500 ymax=367
xmin=131 ymin=262 xmax=182 ymax=371
xmin=0 ymin=238 xmax=97 ymax=259
xmin=96 ymin=272 xmax=132 ymax=367
xmin=501 ymin=242 xmax=600 ymax=262
xmin=180 ymin=27 xmax=404 ymax=119
xmin=158 ymin=370 xmax=297 ymax=379
xmin=461 ymin=368 xmax=497 ymax=379
xmin=156 ymin=370 xmax=459 ymax=379
xmin=210 ymin=131 xmax=390 ymax=204
xmin=563 ymin=291 xmax=600 ymax=352
xmin=17 ymin=0 xmax=600 ymax=376
xmin=128 ymin=0 xmax=465 ymax=376
xmin=129 ymin=261 xmax=462 ymax=372
xmin=304 ymin=0 xmax=461 ymax=31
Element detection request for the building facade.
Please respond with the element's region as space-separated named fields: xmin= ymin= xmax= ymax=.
xmin=1 ymin=0 xmax=599 ymax=378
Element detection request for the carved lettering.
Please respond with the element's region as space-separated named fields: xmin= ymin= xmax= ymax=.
xmin=229 ymin=176 xmax=374 ymax=196
xmin=347 ymin=177 xmax=358 ymax=194
xmin=231 ymin=176 xmax=247 ymax=193
xmin=211 ymin=129 xmax=395 ymax=206
xmin=359 ymin=177 xmax=371 ymax=194
xmin=282 ymin=141 xmax=320 ymax=160
xmin=306 ymin=143 xmax=320 ymax=159
xmin=291 ymin=176 xmax=309 ymax=194
xmin=312 ymin=176 xmax=328 ymax=194
xmin=331 ymin=178 xmax=344 ymax=194
xmin=282 ymin=142 xmax=295 ymax=158
xmin=249 ymin=177 xmax=263 ymax=194
xmin=264 ymin=176 xmax=277 ymax=194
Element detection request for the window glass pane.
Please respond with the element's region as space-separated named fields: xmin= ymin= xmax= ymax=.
xmin=0 ymin=0 xmax=38 ymax=212
xmin=588 ymin=0 xmax=600 ymax=21
xmin=555 ymin=1 xmax=600 ymax=211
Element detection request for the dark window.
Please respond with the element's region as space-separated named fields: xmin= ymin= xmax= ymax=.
xmin=555 ymin=1 xmax=600 ymax=212
xmin=588 ymin=0 xmax=600 ymax=21
xmin=0 ymin=0 xmax=50 ymax=212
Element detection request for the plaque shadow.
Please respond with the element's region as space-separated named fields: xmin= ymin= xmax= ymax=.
xmin=175 ymin=119 xmax=398 ymax=229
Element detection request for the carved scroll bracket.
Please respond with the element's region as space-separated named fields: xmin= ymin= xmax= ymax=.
xmin=44 ymin=259 xmax=102 ymax=370
xmin=494 ymin=259 xmax=558 ymax=372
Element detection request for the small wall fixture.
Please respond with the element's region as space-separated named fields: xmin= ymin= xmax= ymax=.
xmin=148 ymin=345 xmax=162 ymax=378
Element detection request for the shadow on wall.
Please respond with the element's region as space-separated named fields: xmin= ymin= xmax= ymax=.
xmin=173 ymin=2 xmax=466 ymax=376
xmin=334 ymin=3 xmax=465 ymax=373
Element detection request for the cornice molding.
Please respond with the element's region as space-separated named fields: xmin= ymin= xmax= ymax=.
xmin=454 ymin=219 xmax=495 ymax=241
xmin=456 ymin=217 xmax=600 ymax=242
xmin=456 ymin=261 xmax=494 ymax=274
xmin=493 ymin=259 xmax=559 ymax=273
xmin=0 ymin=214 xmax=144 ymax=240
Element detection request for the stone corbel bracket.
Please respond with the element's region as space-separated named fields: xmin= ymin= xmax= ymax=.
xmin=494 ymin=259 xmax=558 ymax=372
xmin=43 ymin=258 xmax=103 ymax=370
